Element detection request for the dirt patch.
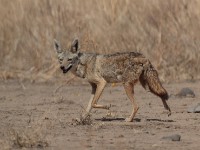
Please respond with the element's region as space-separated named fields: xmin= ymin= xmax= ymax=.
xmin=0 ymin=80 xmax=200 ymax=149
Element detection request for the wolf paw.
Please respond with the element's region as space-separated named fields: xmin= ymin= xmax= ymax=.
xmin=105 ymin=104 xmax=111 ymax=110
xmin=125 ymin=117 xmax=133 ymax=122
xmin=82 ymin=113 xmax=90 ymax=119
xmin=168 ymin=111 xmax=171 ymax=117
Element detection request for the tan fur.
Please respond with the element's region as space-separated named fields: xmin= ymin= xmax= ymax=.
xmin=54 ymin=39 xmax=171 ymax=122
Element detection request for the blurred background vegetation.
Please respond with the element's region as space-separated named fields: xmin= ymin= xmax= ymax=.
xmin=0 ymin=0 xmax=200 ymax=83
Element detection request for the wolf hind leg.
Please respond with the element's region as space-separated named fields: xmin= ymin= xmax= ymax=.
xmin=123 ymin=82 xmax=139 ymax=122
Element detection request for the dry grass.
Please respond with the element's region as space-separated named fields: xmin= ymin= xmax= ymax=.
xmin=1 ymin=0 xmax=200 ymax=82
xmin=72 ymin=113 xmax=93 ymax=126
xmin=7 ymin=109 xmax=56 ymax=148
xmin=10 ymin=127 xmax=49 ymax=148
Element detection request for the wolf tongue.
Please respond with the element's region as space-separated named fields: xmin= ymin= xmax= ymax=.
xmin=63 ymin=64 xmax=73 ymax=73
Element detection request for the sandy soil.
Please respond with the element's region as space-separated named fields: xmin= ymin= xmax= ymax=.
xmin=0 ymin=80 xmax=200 ymax=150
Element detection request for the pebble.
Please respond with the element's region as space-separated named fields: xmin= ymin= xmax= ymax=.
xmin=176 ymin=87 xmax=195 ymax=98
xmin=187 ymin=103 xmax=200 ymax=113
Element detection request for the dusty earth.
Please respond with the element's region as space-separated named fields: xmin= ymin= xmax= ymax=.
xmin=0 ymin=79 xmax=200 ymax=150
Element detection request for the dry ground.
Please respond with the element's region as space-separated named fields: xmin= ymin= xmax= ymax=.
xmin=0 ymin=80 xmax=200 ymax=149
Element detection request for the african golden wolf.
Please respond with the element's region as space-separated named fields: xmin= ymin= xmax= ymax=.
xmin=54 ymin=39 xmax=171 ymax=122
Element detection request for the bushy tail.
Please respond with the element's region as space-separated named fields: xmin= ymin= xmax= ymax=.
xmin=139 ymin=62 xmax=171 ymax=114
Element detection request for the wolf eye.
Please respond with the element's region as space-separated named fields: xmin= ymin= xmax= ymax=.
xmin=59 ymin=58 xmax=63 ymax=61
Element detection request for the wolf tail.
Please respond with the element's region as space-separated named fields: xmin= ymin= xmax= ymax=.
xmin=139 ymin=61 xmax=171 ymax=114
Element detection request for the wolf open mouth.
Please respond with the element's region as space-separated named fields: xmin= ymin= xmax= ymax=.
xmin=60 ymin=64 xmax=73 ymax=73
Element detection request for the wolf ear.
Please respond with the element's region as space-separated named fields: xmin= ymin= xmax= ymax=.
xmin=71 ymin=38 xmax=79 ymax=53
xmin=54 ymin=39 xmax=62 ymax=53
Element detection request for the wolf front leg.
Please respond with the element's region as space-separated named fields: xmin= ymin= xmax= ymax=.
xmin=89 ymin=80 xmax=110 ymax=110
xmin=123 ymin=82 xmax=139 ymax=122
xmin=91 ymin=79 xmax=110 ymax=109
xmin=85 ymin=83 xmax=97 ymax=113
xmin=83 ymin=80 xmax=110 ymax=118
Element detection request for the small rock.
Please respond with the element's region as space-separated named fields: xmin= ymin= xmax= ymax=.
xmin=176 ymin=88 xmax=195 ymax=98
xmin=118 ymin=134 xmax=124 ymax=138
xmin=187 ymin=103 xmax=200 ymax=113
xmin=161 ymin=134 xmax=181 ymax=141
xmin=0 ymin=96 xmax=6 ymax=101
xmin=152 ymin=144 xmax=159 ymax=147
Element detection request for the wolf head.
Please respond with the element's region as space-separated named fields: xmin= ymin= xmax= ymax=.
xmin=54 ymin=39 xmax=80 ymax=73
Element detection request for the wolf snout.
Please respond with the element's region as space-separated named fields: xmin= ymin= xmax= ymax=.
xmin=60 ymin=66 xmax=65 ymax=70
xmin=60 ymin=66 xmax=67 ymax=73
